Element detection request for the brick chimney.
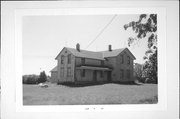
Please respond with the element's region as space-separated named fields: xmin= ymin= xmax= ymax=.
xmin=108 ymin=45 xmax=112 ymax=51
xmin=76 ymin=43 xmax=80 ymax=52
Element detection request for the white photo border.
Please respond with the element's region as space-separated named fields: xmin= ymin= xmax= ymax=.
xmin=15 ymin=7 xmax=167 ymax=112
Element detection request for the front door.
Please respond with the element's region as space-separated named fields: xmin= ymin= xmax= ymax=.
xmin=93 ymin=70 xmax=97 ymax=82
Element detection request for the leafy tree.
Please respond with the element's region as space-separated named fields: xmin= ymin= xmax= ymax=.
xmin=38 ymin=71 xmax=47 ymax=83
xmin=134 ymin=63 xmax=144 ymax=82
xmin=124 ymin=14 xmax=157 ymax=83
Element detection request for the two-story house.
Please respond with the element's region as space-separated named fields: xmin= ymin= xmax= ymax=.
xmin=50 ymin=43 xmax=136 ymax=83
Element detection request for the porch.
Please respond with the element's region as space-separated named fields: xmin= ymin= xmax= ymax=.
xmin=76 ymin=66 xmax=112 ymax=82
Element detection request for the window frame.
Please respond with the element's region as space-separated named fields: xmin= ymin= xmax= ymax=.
xmin=67 ymin=67 xmax=71 ymax=77
xmin=101 ymin=60 xmax=104 ymax=66
xmin=61 ymin=55 xmax=64 ymax=64
xmin=60 ymin=67 xmax=64 ymax=77
xmin=127 ymin=56 xmax=130 ymax=65
xmin=121 ymin=55 xmax=124 ymax=64
xmin=67 ymin=54 xmax=71 ymax=64
xmin=81 ymin=69 xmax=85 ymax=77
xmin=100 ymin=71 xmax=104 ymax=78
xmin=126 ymin=69 xmax=130 ymax=79
xmin=81 ymin=58 xmax=85 ymax=65
xmin=120 ymin=69 xmax=124 ymax=79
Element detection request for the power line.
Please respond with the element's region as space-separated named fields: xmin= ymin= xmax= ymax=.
xmin=85 ymin=14 xmax=117 ymax=50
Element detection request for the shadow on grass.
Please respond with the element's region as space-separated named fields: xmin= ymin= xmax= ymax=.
xmin=57 ymin=81 xmax=139 ymax=88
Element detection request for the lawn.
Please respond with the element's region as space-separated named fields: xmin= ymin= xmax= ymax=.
xmin=23 ymin=83 xmax=158 ymax=105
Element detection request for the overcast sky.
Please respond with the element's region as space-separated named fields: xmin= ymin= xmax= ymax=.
xmin=23 ymin=15 xmax=148 ymax=75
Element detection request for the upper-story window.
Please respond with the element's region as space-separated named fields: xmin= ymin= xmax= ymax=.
xmin=101 ymin=61 xmax=104 ymax=66
xmin=81 ymin=58 xmax=85 ymax=65
xmin=61 ymin=55 xmax=64 ymax=64
xmin=68 ymin=54 xmax=71 ymax=64
xmin=127 ymin=56 xmax=130 ymax=65
xmin=121 ymin=55 xmax=124 ymax=64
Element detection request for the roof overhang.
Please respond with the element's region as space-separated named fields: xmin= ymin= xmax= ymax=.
xmin=76 ymin=66 xmax=112 ymax=71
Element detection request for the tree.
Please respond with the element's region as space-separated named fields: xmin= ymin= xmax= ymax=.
xmin=134 ymin=63 xmax=144 ymax=82
xmin=22 ymin=74 xmax=39 ymax=84
xmin=124 ymin=14 xmax=157 ymax=83
xmin=38 ymin=71 xmax=47 ymax=83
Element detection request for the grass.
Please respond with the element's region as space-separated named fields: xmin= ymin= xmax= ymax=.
xmin=23 ymin=83 xmax=158 ymax=105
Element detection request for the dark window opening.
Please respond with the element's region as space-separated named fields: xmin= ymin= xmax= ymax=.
xmin=120 ymin=69 xmax=124 ymax=79
xmin=60 ymin=67 xmax=64 ymax=77
xmin=68 ymin=54 xmax=71 ymax=64
xmin=100 ymin=71 xmax=104 ymax=78
xmin=67 ymin=67 xmax=71 ymax=77
xmin=127 ymin=56 xmax=130 ymax=65
xmin=82 ymin=58 xmax=85 ymax=65
xmin=126 ymin=70 xmax=130 ymax=79
xmin=61 ymin=55 xmax=64 ymax=64
xmin=81 ymin=69 xmax=85 ymax=77
xmin=101 ymin=61 xmax=104 ymax=66
xmin=121 ymin=55 xmax=124 ymax=64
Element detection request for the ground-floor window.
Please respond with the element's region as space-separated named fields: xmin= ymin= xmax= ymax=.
xmin=60 ymin=67 xmax=64 ymax=77
xmin=81 ymin=69 xmax=85 ymax=77
xmin=120 ymin=69 xmax=124 ymax=79
xmin=67 ymin=67 xmax=71 ymax=77
xmin=100 ymin=71 xmax=104 ymax=78
xmin=126 ymin=69 xmax=130 ymax=79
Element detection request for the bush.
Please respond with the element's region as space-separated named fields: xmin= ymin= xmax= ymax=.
xmin=38 ymin=71 xmax=47 ymax=83
xmin=23 ymin=71 xmax=47 ymax=84
xmin=23 ymin=75 xmax=39 ymax=84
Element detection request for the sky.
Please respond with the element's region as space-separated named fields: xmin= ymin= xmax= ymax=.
xmin=23 ymin=15 xmax=148 ymax=76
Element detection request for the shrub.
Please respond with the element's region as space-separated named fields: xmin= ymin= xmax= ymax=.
xmin=23 ymin=75 xmax=39 ymax=84
xmin=23 ymin=71 xmax=47 ymax=84
xmin=38 ymin=71 xmax=47 ymax=83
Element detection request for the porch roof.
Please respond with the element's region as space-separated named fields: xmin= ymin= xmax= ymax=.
xmin=76 ymin=66 xmax=112 ymax=71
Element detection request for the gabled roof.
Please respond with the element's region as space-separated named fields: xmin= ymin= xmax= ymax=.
xmin=99 ymin=48 xmax=125 ymax=58
xmin=50 ymin=66 xmax=57 ymax=72
xmin=55 ymin=47 xmax=135 ymax=60
xmin=67 ymin=47 xmax=105 ymax=60
xmin=99 ymin=48 xmax=136 ymax=59
xmin=55 ymin=47 xmax=104 ymax=60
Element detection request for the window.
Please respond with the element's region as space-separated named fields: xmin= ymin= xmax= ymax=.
xmin=81 ymin=69 xmax=85 ymax=77
xmin=61 ymin=55 xmax=64 ymax=64
xmin=126 ymin=70 xmax=130 ymax=79
xmin=100 ymin=71 xmax=104 ymax=78
xmin=101 ymin=61 xmax=104 ymax=66
xmin=120 ymin=69 xmax=124 ymax=79
xmin=127 ymin=56 xmax=130 ymax=65
xmin=121 ymin=55 xmax=124 ymax=64
xmin=60 ymin=67 xmax=64 ymax=77
xmin=67 ymin=67 xmax=71 ymax=77
xmin=68 ymin=54 xmax=71 ymax=64
xmin=82 ymin=58 xmax=85 ymax=65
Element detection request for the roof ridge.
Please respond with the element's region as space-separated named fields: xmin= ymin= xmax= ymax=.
xmin=98 ymin=47 xmax=126 ymax=52
xmin=66 ymin=47 xmax=99 ymax=53
xmin=66 ymin=47 xmax=126 ymax=52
